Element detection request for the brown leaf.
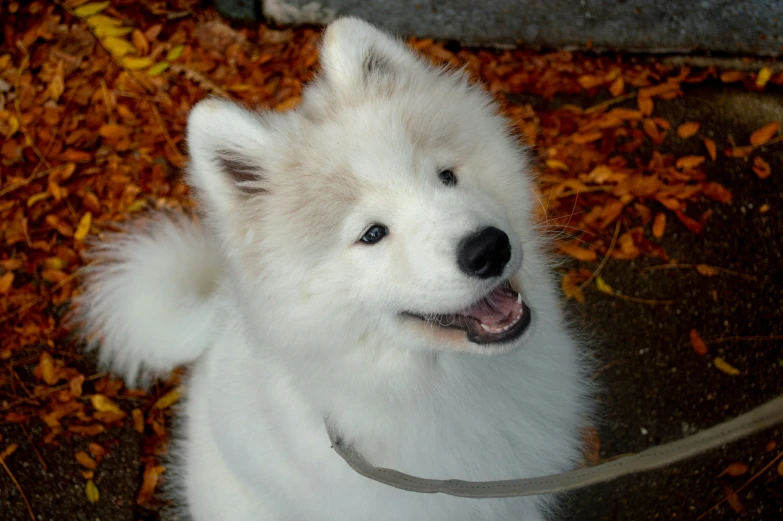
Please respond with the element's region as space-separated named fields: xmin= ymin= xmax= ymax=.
xmin=642 ymin=119 xmax=662 ymax=143
xmin=131 ymin=29 xmax=149 ymax=55
xmin=752 ymin=156 xmax=771 ymax=179
xmin=720 ymin=71 xmax=744 ymax=83
xmin=609 ymin=77 xmax=624 ymax=97
xmin=582 ymin=425 xmax=601 ymax=465
xmin=132 ymin=408 xmax=145 ymax=433
xmin=677 ymin=122 xmax=700 ymax=139
xmin=652 ymin=212 xmax=666 ymax=238
xmin=571 ymin=131 xmax=603 ymax=144
xmin=562 ymin=269 xmax=591 ymax=304
xmin=674 ymin=210 xmax=703 ymax=234
xmin=0 ymin=272 xmax=14 ymax=295
xmin=749 ymin=121 xmax=779 ymax=146
xmin=689 ymin=329 xmax=708 ymax=356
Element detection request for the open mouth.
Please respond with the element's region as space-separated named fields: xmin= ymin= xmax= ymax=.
xmin=403 ymin=280 xmax=531 ymax=345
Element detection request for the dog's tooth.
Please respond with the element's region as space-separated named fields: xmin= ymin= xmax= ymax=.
xmin=481 ymin=323 xmax=491 ymax=332
xmin=516 ymin=293 xmax=522 ymax=304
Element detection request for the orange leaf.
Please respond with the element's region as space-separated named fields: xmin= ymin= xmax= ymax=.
xmin=90 ymin=394 xmax=122 ymax=414
xmin=642 ymin=119 xmax=661 ymax=143
xmin=703 ymin=138 xmax=717 ymax=160
xmin=676 ymin=155 xmax=706 ymax=169
xmin=559 ymin=243 xmax=598 ymax=262
xmin=689 ymin=329 xmax=708 ymax=356
xmin=724 ymin=462 xmax=749 ymax=477
xmin=720 ymin=71 xmax=744 ymax=83
xmin=98 ymin=124 xmax=132 ymax=140
xmin=652 ymin=212 xmax=666 ymax=238
xmin=137 ymin=464 xmax=166 ymax=505
xmin=778 ymin=459 xmax=783 ymax=477
xmin=609 ymin=77 xmax=624 ymax=97
xmin=132 ymin=408 xmax=145 ymax=433
xmin=578 ymin=75 xmax=605 ymax=89
xmin=677 ymin=122 xmax=700 ymax=139
xmin=60 ymin=148 xmax=91 ymax=162
xmin=674 ymin=210 xmax=703 ymax=234
xmin=752 ymin=156 xmax=771 ymax=179
xmin=562 ymin=269 xmax=591 ymax=304
xmin=749 ymin=121 xmax=779 ymax=146
xmin=0 ymin=271 xmax=13 ymax=295
xmin=571 ymin=131 xmax=603 ymax=144
xmin=702 ymin=182 xmax=733 ymax=204
xmin=75 ymin=450 xmax=97 ymax=470
xmin=696 ymin=264 xmax=720 ymax=277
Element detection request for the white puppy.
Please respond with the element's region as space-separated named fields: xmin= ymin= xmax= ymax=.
xmin=75 ymin=17 xmax=592 ymax=521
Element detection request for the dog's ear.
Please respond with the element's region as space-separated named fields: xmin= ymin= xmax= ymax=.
xmin=319 ymin=17 xmax=424 ymax=92
xmin=186 ymin=98 xmax=271 ymax=217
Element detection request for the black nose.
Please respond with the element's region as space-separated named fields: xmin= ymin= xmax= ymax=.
xmin=458 ymin=227 xmax=511 ymax=279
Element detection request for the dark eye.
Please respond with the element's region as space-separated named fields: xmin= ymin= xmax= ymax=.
xmin=360 ymin=224 xmax=388 ymax=244
xmin=438 ymin=168 xmax=457 ymax=187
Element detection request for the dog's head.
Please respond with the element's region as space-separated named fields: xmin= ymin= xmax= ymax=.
xmin=187 ymin=18 xmax=552 ymax=358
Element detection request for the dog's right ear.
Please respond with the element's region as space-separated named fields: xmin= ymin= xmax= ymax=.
xmin=186 ymin=98 xmax=271 ymax=218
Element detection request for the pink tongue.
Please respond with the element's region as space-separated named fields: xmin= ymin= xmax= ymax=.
xmin=460 ymin=287 xmax=522 ymax=326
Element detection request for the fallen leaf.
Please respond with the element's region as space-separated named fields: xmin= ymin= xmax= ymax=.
xmin=638 ymin=96 xmax=653 ymax=116
xmin=562 ymin=269 xmax=591 ymax=304
xmin=85 ymin=479 xmax=100 ymax=504
xmin=74 ymin=212 xmax=92 ymax=241
xmin=676 ymin=155 xmax=706 ymax=169
xmin=689 ymin=329 xmax=708 ymax=356
xmin=73 ymin=1 xmax=110 ymax=17
xmin=122 ymin=56 xmax=155 ymax=70
xmin=702 ymin=182 xmax=733 ymax=204
xmin=756 ymin=67 xmax=772 ymax=88
xmin=154 ymin=387 xmax=183 ymax=410
xmin=749 ymin=122 xmax=779 ymax=146
xmin=559 ymin=243 xmax=598 ymax=262
xmin=75 ymin=450 xmax=97 ymax=470
xmin=166 ymin=44 xmax=185 ymax=61
xmin=103 ymin=37 xmax=136 ymax=58
xmin=137 ymin=464 xmax=166 ymax=505
xmin=90 ymin=394 xmax=123 ymax=414
xmin=0 ymin=443 xmax=18 ymax=462
xmin=674 ymin=210 xmax=704 ymax=234
xmin=99 ymin=124 xmax=132 ymax=139
xmin=146 ymin=61 xmax=170 ymax=76
xmin=714 ymin=357 xmax=741 ymax=376
xmin=703 ymin=138 xmax=717 ymax=161
xmin=696 ymin=264 xmax=720 ymax=277
xmin=720 ymin=71 xmax=744 ymax=83
xmin=131 ymin=29 xmax=149 ymax=55
xmin=132 ymin=408 xmax=145 ymax=433
xmin=0 ymin=272 xmax=13 ymax=295
xmin=723 ymin=484 xmax=745 ymax=514
xmin=652 ymin=212 xmax=666 ymax=238
xmin=677 ymin=122 xmax=700 ymax=139
xmin=582 ymin=425 xmax=601 ymax=465
xmin=595 ymin=276 xmax=614 ymax=295
xmin=724 ymin=462 xmax=749 ymax=477
xmin=778 ymin=459 xmax=783 ymax=477
xmin=752 ymin=156 xmax=771 ymax=179
xmin=609 ymin=77 xmax=624 ymax=96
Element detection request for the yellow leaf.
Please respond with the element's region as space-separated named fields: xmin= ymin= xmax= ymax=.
xmin=122 ymin=56 xmax=155 ymax=70
xmin=85 ymin=14 xmax=122 ymax=29
xmin=146 ymin=61 xmax=170 ymax=77
xmin=713 ymin=357 xmax=741 ymax=376
xmin=154 ymin=386 xmax=183 ymax=410
xmin=73 ymin=1 xmax=110 ymax=18
xmin=166 ymin=44 xmax=185 ymax=62
xmin=85 ymin=479 xmax=100 ymax=503
xmin=91 ymin=394 xmax=123 ymax=414
xmin=94 ymin=25 xmax=133 ymax=38
xmin=27 ymin=191 xmax=51 ymax=207
xmin=595 ymin=276 xmax=614 ymax=295
xmin=103 ymin=37 xmax=136 ymax=58
xmin=545 ymin=159 xmax=569 ymax=171
xmin=756 ymin=67 xmax=772 ymax=88
xmin=74 ymin=212 xmax=92 ymax=241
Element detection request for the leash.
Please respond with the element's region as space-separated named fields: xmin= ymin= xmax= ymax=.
xmin=325 ymin=395 xmax=783 ymax=498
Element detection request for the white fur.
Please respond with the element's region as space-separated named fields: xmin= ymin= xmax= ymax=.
xmin=76 ymin=18 xmax=592 ymax=521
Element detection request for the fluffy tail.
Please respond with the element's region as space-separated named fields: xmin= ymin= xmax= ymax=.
xmin=73 ymin=213 xmax=222 ymax=387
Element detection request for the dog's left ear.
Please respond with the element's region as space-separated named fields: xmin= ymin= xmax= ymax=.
xmin=319 ymin=17 xmax=425 ymax=91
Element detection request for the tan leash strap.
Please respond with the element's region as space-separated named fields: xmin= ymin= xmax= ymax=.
xmin=326 ymin=395 xmax=783 ymax=498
